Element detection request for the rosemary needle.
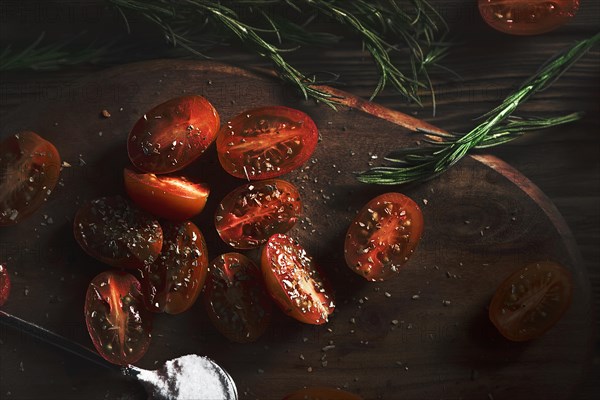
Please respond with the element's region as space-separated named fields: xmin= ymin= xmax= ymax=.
xmin=356 ymin=33 xmax=600 ymax=185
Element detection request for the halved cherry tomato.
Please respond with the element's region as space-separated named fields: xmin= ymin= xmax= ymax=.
xmin=85 ymin=271 xmax=152 ymax=365
xmin=73 ymin=196 xmax=163 ymax=269
xmin=215 ymin=179 xmax=301 ymax=249
xmin=216 ymin=106 xmax=318 ymax=180
xmin=204 ymin=253 xmax=273 ymax=342
xmin=344 ymin=192 xmax=423 ymax=281
xmin=0 ymin=263 xmax=10 ymax=307
xmin=123 ymin=168 xmax=209 ymax=221
xmin=283 ymin=387 xmax=363 ymax=400
xmin=127 ymin=95 xmax=220 ymax=174
xmin=261 ymin=234 xmax=334 ymax=325
xmin=1 ymin=131 xmax=61 ymax=226
xmin=489 ymin=261 xmax=573 ymax=342
xmin=142 ymin=221 xmax=208 ymax=314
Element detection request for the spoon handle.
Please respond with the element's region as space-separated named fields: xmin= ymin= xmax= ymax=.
xmin=0 ymin=310 xmax=119 ymax=372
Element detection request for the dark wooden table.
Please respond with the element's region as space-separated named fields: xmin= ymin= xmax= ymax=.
xmin=0 ymin=1 xmax=598 ymax=399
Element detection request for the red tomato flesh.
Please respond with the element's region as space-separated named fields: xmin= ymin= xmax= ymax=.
xmin=1 ymin=131 xmax=61 ymax=225
xmin=261 ymin=234 xmax=334 ymax=325
xmin=215 ymin=179 xmax=301 ymax=249
xmin=85 ymin=271 xmax=152 ymax=365
xmin=216 ymin=106 xmax=318 ymax=180
xmin=0 ymin=263 xmax=10 ymax=307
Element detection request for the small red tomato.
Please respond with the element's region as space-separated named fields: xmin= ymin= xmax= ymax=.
xmin=1 ymin=131 xmax=61 ymax=225
xmin=344 ymin=192 xmax=423 ymax=281
xmin=0 ymin=263 xmax=11 ymax=307
xmin=73 ymin=196 xmax=163 ymax=269
xmin=283 ymin=387 xmax=363 ymax=400
xmin=261 ymin=234 xmax=334 ymax=325
xmin=204 ymin=253 xmax=273 ymax=342
xmin=127 ymin=95 xmax=220 ymax=174
xmin=85 ymin=271 xmax=152 ymax=365
xmin=478 ymin=0 xmax=579 ymax=35
xmin=142 ymin=221 xmax=208 ymax=314
xmin=215 ymin=179 xmax=301 ymax=249
xmin=123 ymin=168 xmax=210 ymax=221
xmin=489 ymin=261 xmax=573 ymax=342
xmin=216 ymin=106 xmax=319 ymax=180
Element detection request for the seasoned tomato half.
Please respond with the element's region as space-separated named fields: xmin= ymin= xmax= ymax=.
xmin=0 ymin=263 xmax=10 ymax=307
xmin=283 ymin=387 xmax=363 ymax=400
xmin=261 ymin=234 xmax=334 ymax=325
xmin=216 ymin=106 xmax=318 ymax=180
xmin=85 ymin=271 xmax=152 ymax=365
xmin=141 ymin=221 xmax=208 ymax=314
xmin=124 ymin=168 xmax=210 ymax=221
xmin=215 ymin=179 xmax=301 ymax=249
xmin=73 ymin=196 xmax=163 ymax=269
xmin=127 ymin=95 xmax=220 ymax=174
xmin=344 ymin=192 xmax=423 ymax=281
xmin=204 ymin=253 xmax=273 ymax=342
xmin=0 ymin=131 xmax=61 ymax=225
xmin=489 ymin=261 xmax=573 ymax=342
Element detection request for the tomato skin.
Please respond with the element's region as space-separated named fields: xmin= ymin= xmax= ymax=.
xmin=216 ymin=106 xmax=319 ymax=180
xmin=123 ymin=168 xmax=210 ymax=221
xmin=344 ymin=192 xmax=423 ymax=281
xmin=261 ymin=234 xmax=334 ymax=325
xmin=0 ymin=131 xmax=61 ymax=226
xmin=203 ymin=253 xmax=273 ymax=342
xmin=142 ymin=221 xmax=208 ymax=314
xmin=215 ymin=179 xmax=301 ymax=249
xmin=0 ymin=263 xmax=10 ymax=307
xmin=84 ymin=271 xmax=152 ymax=365
xmin=73 ymin=196 xmax=163 ymax=269
xmin=282 ymin=387 xmax=363 ymax=400
xmin=489 ymin=261 xmax=573 ymax=342
xmin=127 ymin=95 xmax=220 ymax=174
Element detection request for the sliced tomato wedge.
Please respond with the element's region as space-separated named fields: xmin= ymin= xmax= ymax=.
xmin=261 ymin=234 xmax=334 ymax=325
xmin=1 ymin=131 xmax=61 ymax=225
xmin=123 ymin=168 xmax=209 ymax=221
xmin=489 ymin=261 xmax=573 ymax=342
xmin=0 ymin=263 xmax=10 ymax=307
xmin=283 ymin=387 xmax=363 ymax=400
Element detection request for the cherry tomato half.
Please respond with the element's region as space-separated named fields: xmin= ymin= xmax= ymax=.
xmin=1 ymin=132 xmax=61 ymax=226
xmin=283 ymin=387 xmax=363 ymax=400
xmin=216 ymin=106 xmax=319 ymax=180
xmin=0 ymin=263 xmax=10 ymax=307
xmin=204 ymin=253 xmax=273 ymax=342
xmin=73 ymin=196 xmax=163 ymax=269
xmin=85 ymin=271 xmax=152 ymax=365
xmin=124 ymin=168 xmax=210 ymax=221
xmin=261 ymin=234 xmax=334 ymax=325
xmin=127 ymin=95 xmax=220 ymax=174
xmin=489 ymin=261 xmax=573 ymax=342
xmin=215 ymin=179 xmax=301 ymax=249
xmin=142 ymin=221 xmax=208 ymax=314
xmin=344 ymin=193 xmax=423 ymax=281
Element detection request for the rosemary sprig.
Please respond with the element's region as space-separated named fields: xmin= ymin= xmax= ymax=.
xmin=356 ymin=33 xmax=600 ymax=185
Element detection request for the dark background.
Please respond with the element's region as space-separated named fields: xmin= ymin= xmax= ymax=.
xmin=0 ymin=0 xmax=598 ymax=398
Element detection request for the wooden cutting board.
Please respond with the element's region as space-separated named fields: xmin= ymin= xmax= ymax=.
xmin=0 ymin=60 xmax=593 ymax=400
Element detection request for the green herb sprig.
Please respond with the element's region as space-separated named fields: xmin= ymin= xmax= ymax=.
xmin=356 ymin=33 xmax=600 ymax=185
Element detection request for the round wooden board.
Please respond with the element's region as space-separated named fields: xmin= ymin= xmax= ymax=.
xmin=0 ymin=60 xmax=593 ymax=400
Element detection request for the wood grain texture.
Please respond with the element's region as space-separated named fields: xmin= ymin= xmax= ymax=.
xmin=0 ymin=60 xmax=594 ymax=400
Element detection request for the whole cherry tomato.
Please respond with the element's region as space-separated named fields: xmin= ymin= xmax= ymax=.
xmin=1 ymin=131 xmax=61 ymax=225
xmin=124 ymin=168 xmax=210 ymax=221
xmin=489 ymin=261 xmax=573 ymax=341
xmin=127 ymin=95 xmax=220 ymax=174
xmin=283 ymin=387 xmax=363 ymax=400
xmin=73 ymin=196 xmax=163 ymax=269
xmin=261 ymin=234 xmax=334 ymax=325
xmin=85 ymin=271 xmax=152 ymax=365
xmin=0 ymin=263 xmax=10 ymax=307
xmin=204 ymin=253 xmax=273 ymax=342
xmin=344 ymin=192 xmax=423 ymax=281
xmin=215 ymin=179 xmax=301 ymax=249
xmin=216 ymin=106 xmax=319 ymax=180
xmin=141 ymin=221 xmax=208 ymax=314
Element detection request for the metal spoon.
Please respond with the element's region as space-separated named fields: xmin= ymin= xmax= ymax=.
xmin=0 ymin=310 xmax=238 ymax=400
